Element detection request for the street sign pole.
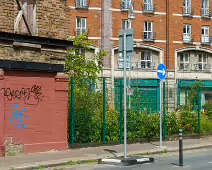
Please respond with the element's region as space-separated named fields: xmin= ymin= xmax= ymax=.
xmin=123 ymin=32 xmax=127 ymax=158
xmin=160 ymin=80 xmax=162 ymax=148
xmin=157 ymin=63 xmax=167 ymax=149
xmin=119 ymin=29 xmax=134 ymax=159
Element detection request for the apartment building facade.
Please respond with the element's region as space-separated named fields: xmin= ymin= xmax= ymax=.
xmin=69 ymin=0 xmax=212 ymax=111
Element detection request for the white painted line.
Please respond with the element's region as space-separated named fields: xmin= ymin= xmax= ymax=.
xmin=101 ymin=159 xmax=121 ymax=163
xmin=208 ymin=161 xmax=212 ymax=163
xmin=137 ymin=158 xmax=150 ymax=162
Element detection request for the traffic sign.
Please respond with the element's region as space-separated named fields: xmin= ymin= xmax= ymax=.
xmin=119 ymin=29 xmax=134 ymax=57
xmin=157 ymin=64 xmax=166 ymax=81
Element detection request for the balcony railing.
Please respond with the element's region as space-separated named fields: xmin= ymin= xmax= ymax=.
xmin=182 ymin=6 xmax=194 ymax=17
xmin=183 ymin=34 xmax=193 ymax=44
xmin=178 ymin=63 xmax=190 ymax=71
xmin=143 ymin=32 xmax=156 ymax=41
xmin=194 ymin=63 xmax=211 ymax=72
xmin=143 ymin=4 xmax=155 ymax=13
xmin=75 ymin=28 xmax=89 ymax=36
xmin=121 ymin=1 xmax=131 ymax=10
xmin=201 ymin=8 xmax=211 ymax=18
xmin=135 ymin=61 xmax=155 ymax=69
xmin=75 ymin=0 xmax=89 ymax=9
xmin=201 ymin=35 xmax=212 ymax=45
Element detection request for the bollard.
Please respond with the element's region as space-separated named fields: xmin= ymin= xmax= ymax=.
xmin=179 ymin=129 xmax=183 ymax=166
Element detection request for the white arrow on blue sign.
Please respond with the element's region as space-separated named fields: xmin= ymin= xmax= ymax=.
xmin=157 ymin=64 xmax=167 ymax=81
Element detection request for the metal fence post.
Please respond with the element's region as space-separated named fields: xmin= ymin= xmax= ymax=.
xmin=103 ymin=77 xmax=107 ymax=144
xmin=197 ymin=86 xmax=201 ymax=137
xmin=71 ymin=77 xmax=75 ymax=149
xmin=163 ymin=81 xmax=166 ymax=141
xmin=119 ymin=80 xmax=123 ymax=144
xmin=179 ymin=129 xmax=183 ymax=166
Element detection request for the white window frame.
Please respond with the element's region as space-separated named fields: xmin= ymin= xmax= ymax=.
xmin=119 ymin=53 xmax=130 ymax=69
xmin=144 ymin=0 xmax=153 ymax=11
xmin=202 ymin=0 xmax=210 ymax=16
xmin=76 ymin=18 xmax=87 ymax=35
xmin=122 ymin=20 xmax=131 ymax=29
xmin=184 ymin=0 xmax=192 ymax=14
xmin=179 ymin=53 xmax=190 ymax=70
xmin=122 ymin=0 xmax=131 ymax=9
xmin=198 ymin=53 xmax=208 ymax=70
xmin=76 ymin=0 xmax=87 ymax=7
xmin=183 ymin=24 xmax=192 ymax=42
xmin=144 ymin=22 xmax=153 ymax=40
xmin=202 ymin=26 xmax=210 ymax=43
xmin=141 ymin=51 xmax=152 ymax=69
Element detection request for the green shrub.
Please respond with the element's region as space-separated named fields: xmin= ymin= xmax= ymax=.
xmin=204 ymin=102 xmax=212 ymax=118
xmin=200 ymin=114 xmax=212 ymax=135
xmin=165 ymin=112 xmax=179 ymax=136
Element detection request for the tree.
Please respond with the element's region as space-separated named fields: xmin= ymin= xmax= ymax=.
xmin=65 ymin=32 xmax=107 ymax=82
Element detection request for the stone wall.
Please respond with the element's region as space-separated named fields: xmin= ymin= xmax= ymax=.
xmin=0 ymin=41 xmax=67 ymax=64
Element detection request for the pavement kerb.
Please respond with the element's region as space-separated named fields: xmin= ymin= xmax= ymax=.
xmin=2 ymin=143 xmax=212 ymax=170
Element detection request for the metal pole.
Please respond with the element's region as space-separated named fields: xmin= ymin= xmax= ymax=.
xmin=163 ymin=81 xmax=166 ymax=141
xmin=103 ymin=77 xmax=107 ymax=144
xmin=119 ymin=80 xmax=123 ymax=144
xmin=160 ymin=80 xmax=162 ymax=148
xmin=197 ymin=86 xmax=201 ymax=137
xmin=179 ymin=129 xmax=183 ymax=166
xmin=71 ymin=77 xmax=75 ymax=149
xmin=123 ymin=32 xmax=128 ymax=158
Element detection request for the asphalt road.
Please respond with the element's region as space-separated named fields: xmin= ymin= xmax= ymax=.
xmin=44 ymin=148 xmax=212 ymax=170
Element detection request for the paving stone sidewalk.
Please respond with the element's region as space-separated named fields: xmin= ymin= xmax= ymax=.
xmin=1 ymin=137 xmax=212 ymax=170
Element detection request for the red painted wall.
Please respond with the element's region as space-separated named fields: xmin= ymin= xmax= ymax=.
xmin=0 ymin=70 xmax=69 ymax=156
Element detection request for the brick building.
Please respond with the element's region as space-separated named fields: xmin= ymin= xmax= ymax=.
xmin=69 ymin=0 xmax=212 ymax=111
xmin=0 ymin=0 xmax=72 ymax=156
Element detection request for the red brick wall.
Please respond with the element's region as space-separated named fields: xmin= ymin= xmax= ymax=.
xmin=0 ymin=70 xmax=69 ymax=156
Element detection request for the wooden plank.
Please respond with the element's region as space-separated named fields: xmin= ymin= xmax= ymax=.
xmin=16 ymin=0 xmax=33 ymax=35
xmin=14 ymin=2 xmax=27 ymax=33
xmin=33 ymin=0 xmax=37 ymax=35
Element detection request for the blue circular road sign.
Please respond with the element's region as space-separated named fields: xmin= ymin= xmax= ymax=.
xmin=157 ymin=64 xmax=167 ymax=81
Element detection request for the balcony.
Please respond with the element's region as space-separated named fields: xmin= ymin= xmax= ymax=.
xmin=182 ymin=6 xmax=194 ymax=17
xmin=194 ymin=63 xmax=211 ymax=72
xmin=178 ymin=63 xmax=190 ymax=71
xmin=75 ymin=28 xmax=89 ymax=36
xmin=135 ymin=61 xmax=155 ymax=69
xmin=183 ymin=34 xmax=193 ymax=44
xmin=201 ymin=8 xmax=211 ymax=18
xmin=143 ymin=32 xmax=156 ymax=41
xmin=143 ymin=4 xmax=155 ymax=13
xmin=201 ymin=35 xmax=212 ymax=46
xmin=75 ymin=0 xmax=89 ymax=10
xmin=121 ymin=1 xmax=131 ymax=11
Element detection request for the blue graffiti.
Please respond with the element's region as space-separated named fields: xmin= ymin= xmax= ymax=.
xmin=10 ymin=104 xmax=28 ymax=129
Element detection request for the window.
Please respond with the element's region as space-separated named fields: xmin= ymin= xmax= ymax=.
xmin=122 ymin=0 xmax=131 ymax=10
xmin=122 ymin=20 xmax=131 ymax=29
xmin=141 ymin=51 xmax=152 ymax=68
xmin=183 ymin=0 xmax=192 ymax=15
xmin=76 ymin=18 xmax=87 ymax=35
xmin=183 ymin=24 xmax=192 ymax=43
xmin=202 ymin=0 xmax=210 ymax=16
xmin=202 ymin=26 xmax=210 ymax=44
xmin=76 ymin=0 xmax=87 ymax=7
xmin=144 ymin=22 xmax=154 ymax=40
xmin=179 ymin=53 xmax=190 ymax=70
xmin=75 ymin=48 xmax=86 ymax=55
xmin=144 ymin=0 xmax=154 ymax=12
xmin=198 ymin=54 xmax=208 ymax=70
xmin=119 ymin=53 xmax=130 ymax=69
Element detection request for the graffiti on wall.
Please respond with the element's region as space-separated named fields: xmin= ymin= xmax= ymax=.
xmin=1 ymin=85 xmax=44 ymax=105
xmin=10 ymin=104 xmax=28 ymax=130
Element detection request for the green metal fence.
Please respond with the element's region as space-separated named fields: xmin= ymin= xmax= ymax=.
xmin=68 ymin=78 xmax=212 ymax=149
